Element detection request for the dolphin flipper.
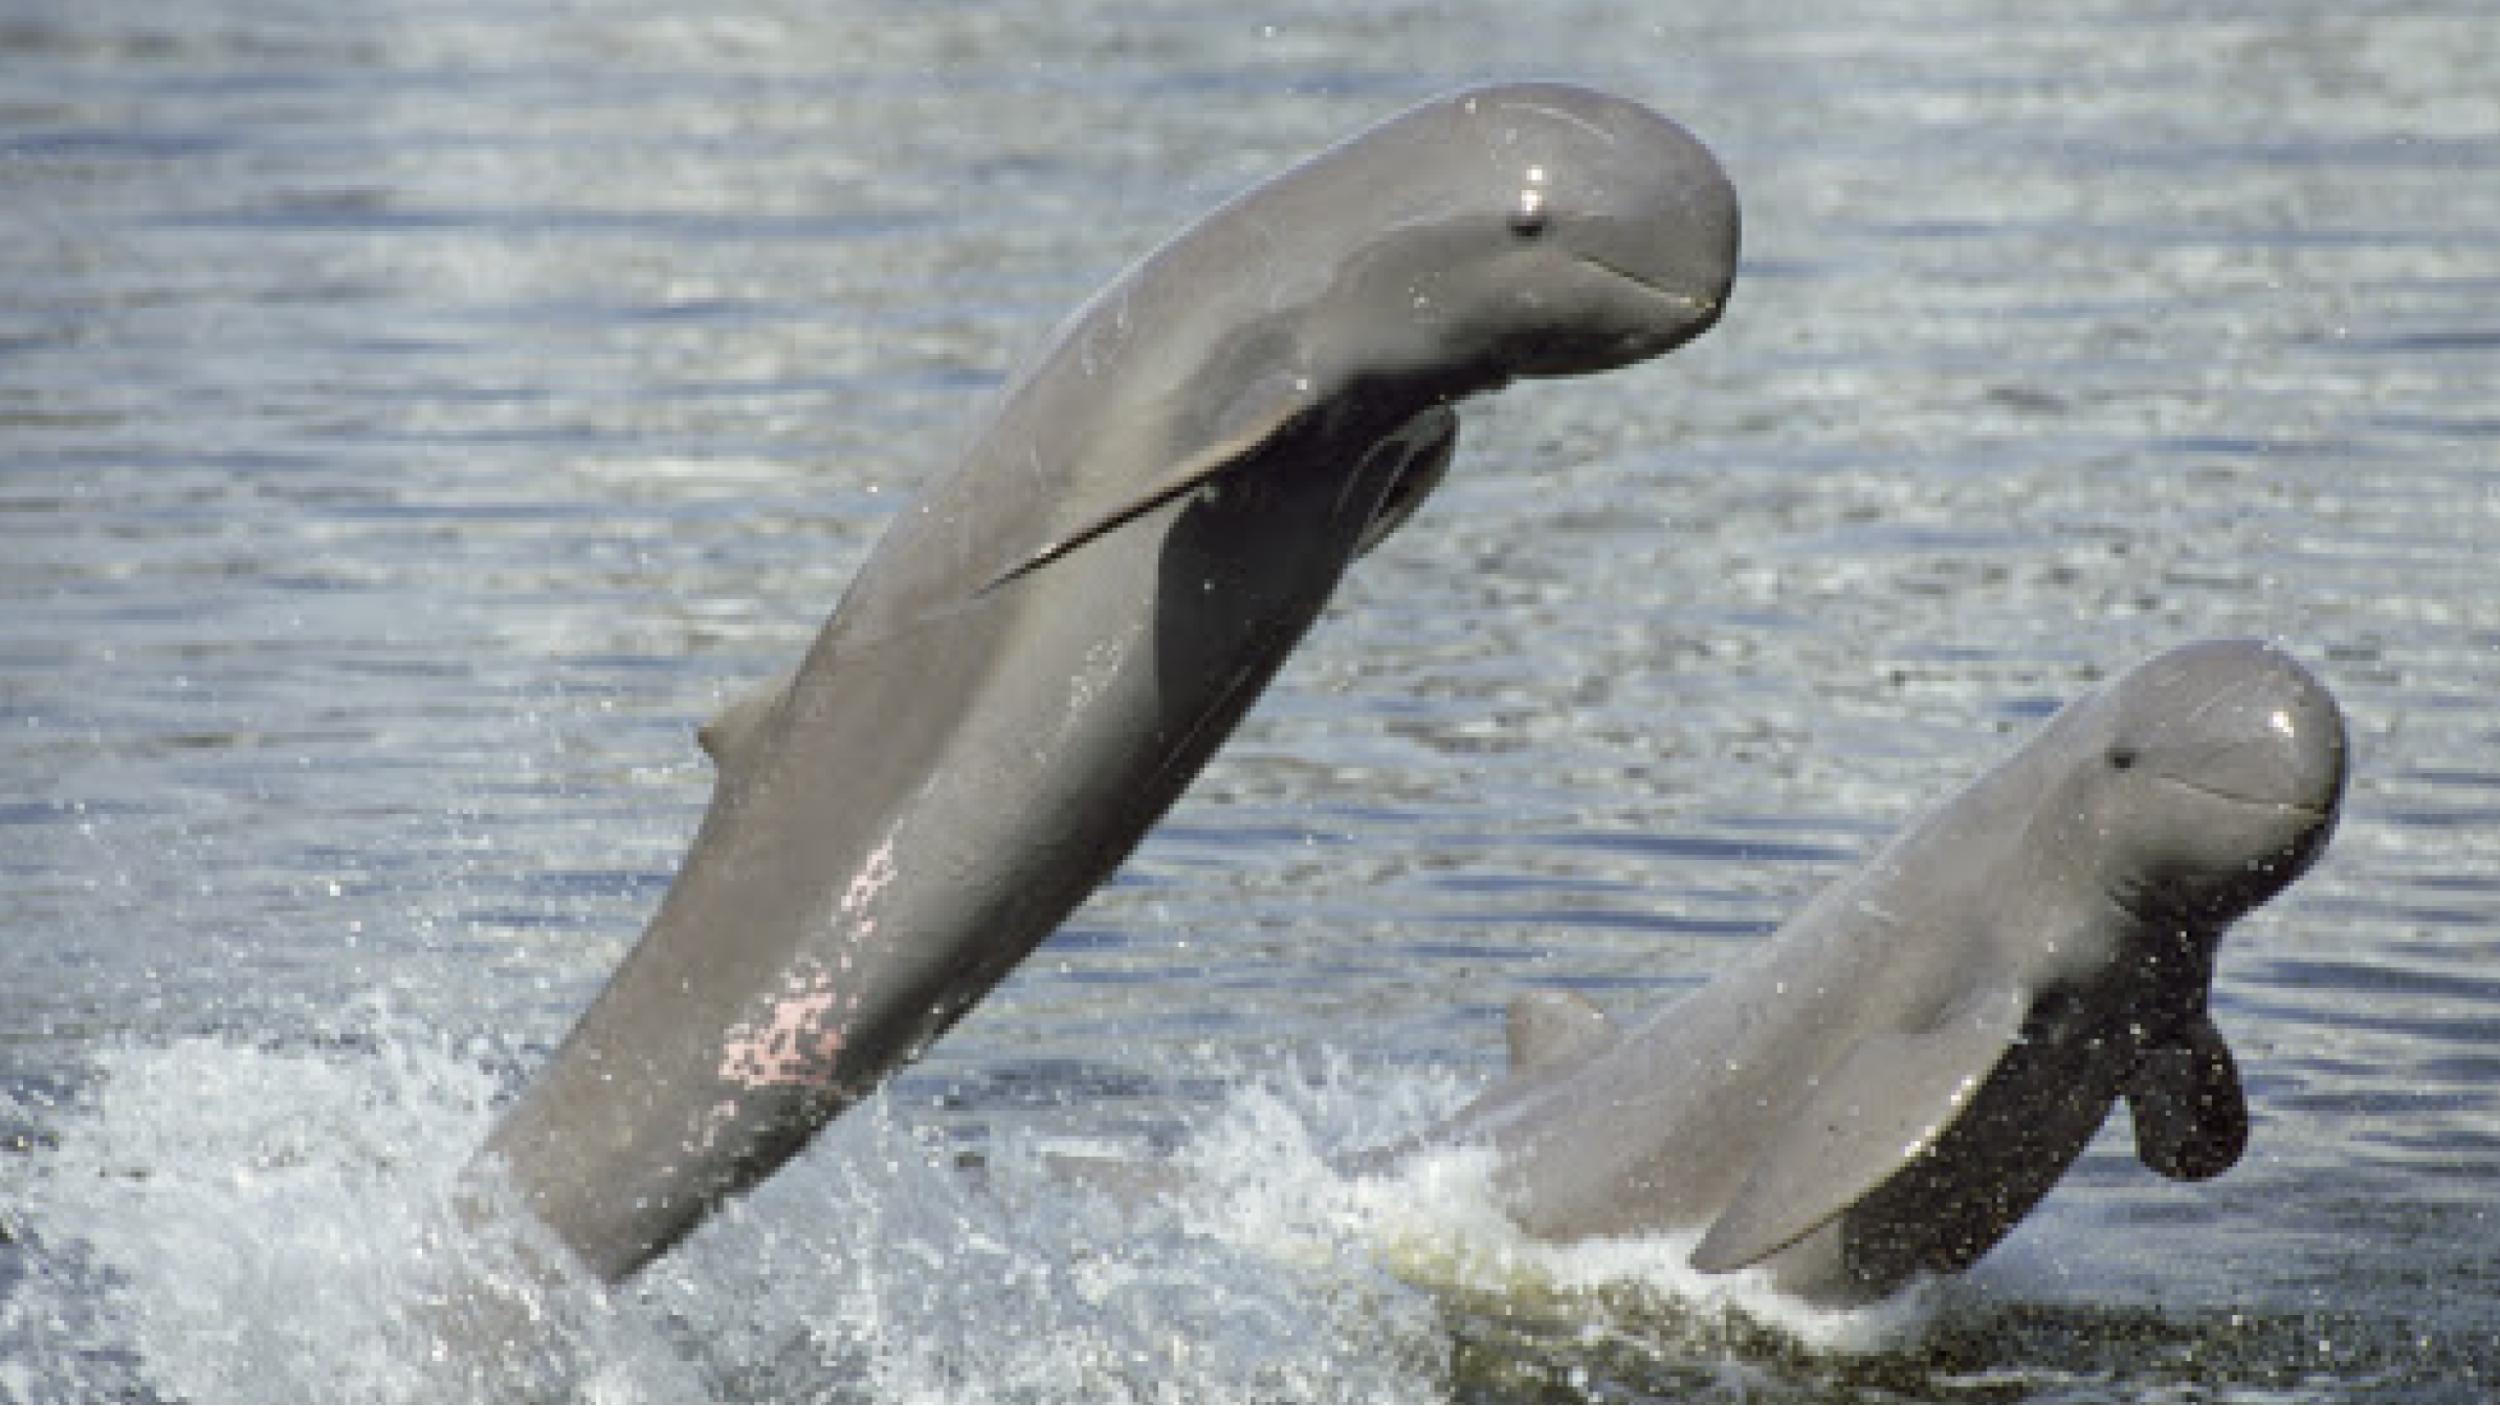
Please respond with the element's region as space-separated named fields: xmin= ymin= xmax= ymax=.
xmin=2125 ymin=1016 xmax=2246 ymax=1181
xmin=976 ymin=380 xmax=1316 ymax=597
xmin=1690 ymin=985 xmax=2027 ymax=1273
xmin=1505 ymin=990 xmax=1614 ymax=1073
xmin=1352 ymin=406 xmax=1459 ymax=559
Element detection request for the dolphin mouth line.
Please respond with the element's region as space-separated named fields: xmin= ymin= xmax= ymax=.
xmin=1573 ymin=252 xmax=1717 ymax=318
xmin=2148 ymin=771 xmax=2333 ymax=819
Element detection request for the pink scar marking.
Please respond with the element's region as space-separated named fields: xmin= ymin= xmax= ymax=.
xmin=714 ymin=837 xmax=902 ymax=1091
xmin=718 ymin=976 xmax=848 ymax=1089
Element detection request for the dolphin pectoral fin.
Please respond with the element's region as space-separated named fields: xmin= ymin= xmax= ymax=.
xmin=698 ymin=675 xmax=790 ymax=770
xmin=1691 ymin=987 xmax=2026 ymax=1274
xmin=2125 ymin=1016 xmax=2247 ymax=1181
xmin=974 ymin=385 xmax=1315 ymax=597
xmin=1352 ymin=406 xmax=1460 ymax=559
xmin=1505 ymin=989 xmax=1614 ymax=1073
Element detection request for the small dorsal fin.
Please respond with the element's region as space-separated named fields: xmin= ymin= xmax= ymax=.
xmin=1505 ymin=990 xmax=1615 ymax=1073
xmin=697 ymin=676 xmax=789 ymax=769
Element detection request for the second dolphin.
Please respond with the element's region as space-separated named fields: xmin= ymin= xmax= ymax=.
xmin=1367 ymin=639 xmax=2346 ymax=1303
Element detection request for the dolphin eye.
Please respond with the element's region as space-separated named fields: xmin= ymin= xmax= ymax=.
xmin=2109 ymin=746 xmax=2140 ymax=772
xmin=1509 ymin=187 xmax=1550 ymax=238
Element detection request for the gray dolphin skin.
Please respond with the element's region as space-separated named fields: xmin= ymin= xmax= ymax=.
xmin=1379 ymin=639 xmax=2346 ymax=1304
xmin=472 ymin=83 xmax=1741 ymax=1282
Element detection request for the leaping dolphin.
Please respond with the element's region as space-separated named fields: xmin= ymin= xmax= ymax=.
xmin=1367 ymin=639 xmax=2346 ymax=1303
xmin=471 ymin=83 xmax=1741 ymax=1281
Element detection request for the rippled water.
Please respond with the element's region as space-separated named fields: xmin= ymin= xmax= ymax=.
xmin=6 ymin=0 xmax=2499 ymax=1399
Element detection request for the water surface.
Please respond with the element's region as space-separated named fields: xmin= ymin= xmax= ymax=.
xmin=6 ymin=0 xmax=2499 ymax=1399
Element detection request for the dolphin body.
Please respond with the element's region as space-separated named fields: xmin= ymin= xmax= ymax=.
xmin=473 ymin=83 xmax=1741 ymax=1282
xmin=1375 ymin=640 xmax=2346 ymax=1303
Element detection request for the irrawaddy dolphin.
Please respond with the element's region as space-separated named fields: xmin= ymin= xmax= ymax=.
xmin=471 ymin=83 xmax=1741 ymax=1282
xmin=1368 ymin=639 xmax=2346 ymax=1304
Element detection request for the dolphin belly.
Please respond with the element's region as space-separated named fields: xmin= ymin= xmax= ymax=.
xmin=477 ymin=408 xmax=1425 ymax=1280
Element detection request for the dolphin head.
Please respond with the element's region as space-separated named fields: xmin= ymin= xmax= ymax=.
xmin=1304 ymin=82 xmax=1739 ymax=390
xmin=2071 ymin=639 xmax=2347 ymax=929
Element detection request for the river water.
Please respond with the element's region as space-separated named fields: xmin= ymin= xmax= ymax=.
xmin=5 ymin=0 xmax=2498 ymax=1399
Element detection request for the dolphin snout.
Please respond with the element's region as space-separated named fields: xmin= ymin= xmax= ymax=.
xmin=2146 ymin=642 xmax=2348 ymax=816
xmin=2253 ymin=658 xmax=2347 ymax=816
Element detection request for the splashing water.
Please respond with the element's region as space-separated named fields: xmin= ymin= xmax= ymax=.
xmin=0 ymin=1004 xmax=1960 ymax=1402
xmin=20 ymin=1012 xmax=2477 ymax=1403
xmin=0 ymin=1008 xmax=690 ymax=1401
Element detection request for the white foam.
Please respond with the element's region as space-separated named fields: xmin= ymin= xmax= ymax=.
xmin=1 ymin=1004 xmax=703 ymax=1401
xmin=1162 ymin=1056 xmax=1942 ymax=1361
xmin=4 ymin=1018 xmax=1944 ymax=1401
